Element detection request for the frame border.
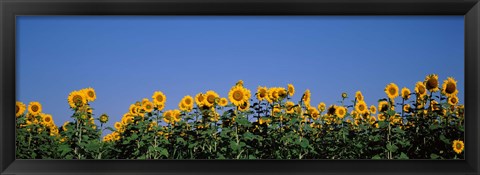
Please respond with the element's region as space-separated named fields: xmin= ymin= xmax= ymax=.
xmin=1 ymin=0 xmax=479 ymax=174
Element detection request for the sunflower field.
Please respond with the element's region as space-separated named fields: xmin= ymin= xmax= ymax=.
xmin=15 ymin=74 xmax=465 ymax=159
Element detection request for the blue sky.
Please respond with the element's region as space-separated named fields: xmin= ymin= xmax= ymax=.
xmin=16 ymin=16 xmax=464 ymax=133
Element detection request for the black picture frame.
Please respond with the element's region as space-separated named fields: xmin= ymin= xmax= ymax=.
xmin=1 ymin=0 xmax=479 ymax=174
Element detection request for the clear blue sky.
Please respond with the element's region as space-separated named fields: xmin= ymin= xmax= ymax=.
xmin=17 ymin=16 xmax=464 ymax=134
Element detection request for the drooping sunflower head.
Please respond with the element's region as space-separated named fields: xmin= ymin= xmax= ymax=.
xmin=355 ymin=91 xmax=363 ymax=101
xmin=256 ymin=86 xmax=268 ymax=101
xmin=285 ymin=101 xmax=295 ymax=114
xmin=378 ymin=114 xmax=386 ymax=121
xmin=424 ymin=74 xmax=439 ymax=92
xmin=309 ymin=107 xmax=320 ymax=120
xmin=28 ymin=101 xmax=42 ymax=116
xmin=81 ymin=87 xmax=96 ymax=102
xmin=99 ymin=113 xmax=109 ymax=123
xmin=142 ymin=100 xmax=154 ymax=113
xmin=355 ymin=100 xmax=368 ymax=115
xmin=129 ymin=104 xmax=138 ymax=115
xmin=414 ymin=81 xmax=427 ymax=99
xmin=302 ymin=89 xmax=311 ymax=107
xmin=327 ymin=105 xmax=337 ymax=116
xmin=401 ymin=87 xmax=411 ymax=100
xmin=287 ymin=84 xmax=295 ymax=97
xmin=335 ymin=106 xmax=347 ymax=119
xmin=452 ymin=140 xmax=464 ymax=154
xmin=448 ymin=96 xmax=459 ymax=106
xmin=442 ymin=77 xmax=458 ymax=97
xmin=152 ymin=91 xmax=166 ymax=107
xmin=16 ymin=101 xmax=26 ymax=117
xmin=204 ymin=90 xmax=219 ymax=107
xmin=370 ymin=105 xmax=377 ymax=114
xmin=267 ymin=87 xmax=279 ymax=102
xmin=229 ymin=86 xmax=248 ymax=107
xmin=238 ymin=101 xmax=250 ymax=112
xmin=277 ymin=87 xmax=288 ymax=99
xmin=378 ymin=100 xmax=389 ymax=112
xmin=219 ymin=98 xmax=228 ymax=107
xmin=384 ymin=83 xmax=399 ymax=99
xmin=403 ymin=104 xmax=411 ymax=113
xmin=67 ymin=91 xmax=87 ymax=109
xmin=317 ymin=102 xmax=326 ymax=112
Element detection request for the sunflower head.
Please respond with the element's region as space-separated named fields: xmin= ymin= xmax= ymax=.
xmin=235 ymin=80 xmax=244 ymax=87
xmin=335 ymin=106 xmax=347 ymax=119
xmin=403 ymin=104 xmax=411 ymax=113
xmin=81 ymin=87 xmax=96 ymax=102
xmin=341 ymin=92 xmax=348 ymax=99
xmin=114 ymin=122 xmax=123 ymax=131
xmin=129 ymin=104 xmax=139 ymax=115
xmin=384 ymin=83 xmax=399 ymax=99
xmin=142 ymin=100 xmax=154 ymax=113
xmin=16 ymin=101 xmax=26 ymax=117
xmin=355 ymin=91 xmax=363 ymax=101
xmin=229 ymin=86 xmax=249 ymax=107
xmin=302 ymin=89 xmax=311 ymax=107
xmin=448 ymin=96 xmax=459 ymax=106
xmin=401 ymin=87 xmax=411 ymax=100
xmin=152 ymin=91 xmax=166 ymax=107
xmin=317 ymin=102 xmax=326 ymax=112
xmin=238 ymin=101 xmax=250 ymax=112
xmin=414 ymin=81 xmax=427 ymax=99
xmin=378 ymin=114 xmax=386 ymax=121
xmin=287 ymin=84 xmax=295 ymax=97
xmin=355 ymin=100 xmax=368 ymax=115
xmin=99 ymin=113 xmax=109 ymax=123
xmin=277 ymin=87 xmax=288 ymax=99
xmin=378 ymin=100 xmax=390 ymax=112
xmin=195 ymin=93 xmax=206 ymax=107
xmin=179 ymin=95 xmax=194 ymax=112
xmin=327 ymin=105 xmax=337 ymax=116
xmin=28 ymin=101 xmax=42 ymax=116
xmin=68 ymin=91 xmax=87 ymax=109
xmin=424 ymin=74 xmax=439 ymax=92
xmin=370 ymin=105 xmax=377 ymax=114
xmin=256 ymin=86 xmax=268 ymax=101
xmin=219 ymin=98 xmax=228 ymax=107
xmin=285 ymin=101 xmax=295 ymax=114
xmin=452 ymin=140 xmax=464 ymax=154
xmin=442 ymin=77 xmax=458 ymax=97
xmin=204 ymin=90 xmax=219 ymax=107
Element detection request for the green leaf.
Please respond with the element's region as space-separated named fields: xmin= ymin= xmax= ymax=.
xmin=248 ymin=155 xmax=256 ymax=159
xmin=386 ymin=143 xmax=398 ymax=152
xmin=372 ymin=155 xmax=381 ymax=159
xmin=386 ymin=110 xmax=396 ymax=116
xmin=440 ymin=134 xmax=450 ymax=144
xmin=430 ymin=153 xmax=439 ymax=159
xmin=399 ymin=152 xmax=409 ymax=159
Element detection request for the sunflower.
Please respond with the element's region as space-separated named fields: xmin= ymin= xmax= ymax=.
xmin=129 ymin=104 xmax=139 ymax=115
xmin=285 ymin=101 xmax=295 ymax=114
xmin=302 ymin=89 xmax=311 ymax=107
xmin=28 ymin=101 xmax=42 ymax=116
xmin=238 ymin=101 xmax=250 ymax=112
xmin=378 ymin=114 xmax=386 ymax=121
xmin=355 ymin=91 xmax=363 ymax=101
xmin=355 ymin=101 xmax=368 ymax=115
xmin=327 ymin=105 xmax=337 ymax=116
xmin=317 ymin=102 xmax=326 ymax=112
xmin=335 ymin=106 xmax=347 ymax=119
xmin=204 ymin=90 xmax=219 ymax=107
xmin=452 ymin=140 xmax=464 ymax=154
xmin=179 ymin=95 xmax=194 ymax=112
xmin=235 ymin=80 xmax=244 ymax=87
xmin=114 ymin=122 xmax=122 ymax=131
xmin=163 ymin=110 xmax=173 ymax=124
xmin=219 ymin=98 xmax=228 ymax=107
xmin=229 ymin=86 xmax=249 ymax=107
xmin=414 ymin=81 xmax=427 ymax=99
xmin=99 ymin=114 xmax=109 ymax=123
xmin=369 ymin=105 xmax=377 ymax=114
xmin=424 ymin=74 xmax=439 ymax=92
xmin=384 ymin=83 xmax=399 ymax=99
xmin=256 ymin=86 xmax=268 ymax=101
xmin=81 ymin=87 xmax=96 ymax=102
xmin=277 ymin=87 xmax=288 ymax=99
xmin=68 ymin=91 xmax=87 ymax=109
xmin=369 ymin=116 xmax=377 ymax=125
xmin=267 ymin=87 xmax=280 ymax=102
xmin=342 ymin=92 xmax=348 ymax=99
xmin=378 ymin=100 xmax=389 ymax=112
xmin=403 ymin=104 xmax=411 ymax=113
xmin=272 ymin=105 xmax=282 ymax=116
xmin=172 ymin=109 xmax=181 ymax=123
xmin=16 ymin=101 xmax=26 ymax=117
xmin=142 ymin=100 xmax=154 ymax=113
xmin=258 ymin=117 xmax=272 ymax=126
xmin=448 ymin=96 xmax=459 ymax=106
xmin=401 ymin=87 xmax=411 ymax=100
xmin=41 ymin=114 xmax=54 ymax=126
xmin=287 ymin=84 xmax=295 ymax=96
xmin=195 ymin=93 xmax=206 ymax=107
xmin=442 ymin=77 xmax=458 ymax=97
xmin=152 ymin=91 xmax=166 ymax=107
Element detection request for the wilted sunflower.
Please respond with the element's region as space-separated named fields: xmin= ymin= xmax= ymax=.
xmin=355 ymin=101 xmax=368 ymax=115
xmin=68 ymin=91 xmax=87 ymax=109
xmin=355 ymin=91 xmax=364 ymax=101
xmin=384 ymin=83 xmax=399 ymax=99
xmin=401 ymin=87 xmax=411 ymax=100
xmin=327 ymin=105 xmax=337 ymax=116
xmin=99 ymin=113 xmax=109 ymax=123
xmin=335 ymin=106 xmax=347 ymax=119
xmin=219 ymin=98 xmax=228 ymax=107
xmin=16 ymin=101 xmax=26 ymax=117
xmin=370 ymin=105 xmax=377 ymax=114
xmin=287 ymin=84 xmax=295 ymax=96
xmin=81 ymin=87 xmax=96 ymax=102
xmin=152 ymin=91 xmax=166 ymax=107
xmin=229 ymin=86 xmax=250 ymax=107
xmin=28 ymin=101 xmax=42 ymax=116
xmin=424 ymin=74 xmax=439 ymax=92
xmin=448 ymin=96 xmax=459 ymax=106
xmin=317 ymin=102 xmax=326 ymax=112
xmin=204 ymin=90 xmax=219 ymax=107
xmin=442 ymin=77 xmax=458 ymax=97
xmin=285 ymin=101 xmax=295 ymax=114
xmin=302 ymin=89 xmax=311 ymax=107
xmin=256 ymin=86 xmax=268 ymax=101
xmin=452 ymin=140 xmax=464 ymax=154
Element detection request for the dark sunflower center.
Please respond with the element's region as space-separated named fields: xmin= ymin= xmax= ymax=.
xmin=16 ymin=105 xmax=19 ymax=113
xmin=456 ymin=143 xmax=462 ymax=149
xmin=451 ymin=98 xmax=457 ymax=104
xmin=31 ymin=105 xmax=39 ymax=112
xmin=88 ymin=91 xmax=94 ymax=97
xmin=73 ymin=95 xmax=83 ymax=104
xmin=45 ymin=117 xmax=51 ymax=122
xmin=233 ymin=91 xmax=243 ymax=101
xmin=359 ymin=104 xmax=365 ymax=111
xmin=156 ymin=95 xmax=164 ymax=102
xmin=328 ymin=107 xmax=336 ymax=115
xmin=446 ymin=83 xmax=456 ymax=94
xmin=389 ymin=88 xmax=396 ymax=95
xmin=185 ymin=98 xmax=191 ymax=105
xmin=207 ymin=95 xmax=215 ymax=103
xmin=419 ymin=86 xmax=426 ymax=94
xmin=427 ymin=79 xmax=438 ymax=89
xmin=338 ymin=109 xmax=345 ymax=115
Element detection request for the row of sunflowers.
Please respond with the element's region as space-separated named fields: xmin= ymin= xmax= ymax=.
xmin=16 ymin=74 xmax=464 ymax=159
